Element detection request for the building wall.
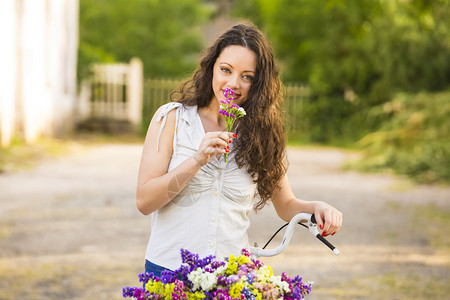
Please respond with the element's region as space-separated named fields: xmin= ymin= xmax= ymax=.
xmin=0 ymin=0 xmax=79 ymax=147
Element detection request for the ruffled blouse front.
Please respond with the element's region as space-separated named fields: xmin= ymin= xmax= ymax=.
xmin=145 ymin=102 xmax=257 ymax=270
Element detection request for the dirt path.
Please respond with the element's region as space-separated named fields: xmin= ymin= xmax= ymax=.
xmin=0 ymin=144 xmax=449 ymax=299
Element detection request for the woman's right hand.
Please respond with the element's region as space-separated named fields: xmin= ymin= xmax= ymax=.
xmin=193 ymin=131 xmax=236 ymax=166
xmin=137 ymin=107 xmax=235 ymax=215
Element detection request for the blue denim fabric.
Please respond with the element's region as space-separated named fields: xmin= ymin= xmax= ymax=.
xmin=144 ymin=260 xmax=169 ymax=278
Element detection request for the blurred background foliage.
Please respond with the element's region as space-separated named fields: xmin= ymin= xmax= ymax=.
xmin=78 ymin=0 xmax=450 ymax=183
xmin=354 ymin=91 xmax=449 ymax=183
xmin=78 ymin=0 xmax=211 ymax=80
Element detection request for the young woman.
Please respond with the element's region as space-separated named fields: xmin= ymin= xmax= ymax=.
xmin=136 ymin=23 xmax=342 ymax=276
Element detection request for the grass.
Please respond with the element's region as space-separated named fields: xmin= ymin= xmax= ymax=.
xmin=313 ymin=271 xmax=450 ymax=299
xmin=0 ymin=256 xmax=142 ymax=300
xmin=0 ymin=133 xmax=144 ymax=174
xmin=381 ymin=202 xmax=449 ymax=299
xmin=311 ymin=201 xmax=450 ymax=299
xmin=385 ymin=201 xmax=450 ymax=251
xmin=0 ymin=138 xmax=78 ymax=173
xmin=411 ymin=204 xmax=450 ymax=251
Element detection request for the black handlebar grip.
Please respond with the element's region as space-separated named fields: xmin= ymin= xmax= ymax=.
xmin=311 ymin=214 xmax=317 ymax=224
xmin=316 ymin=234 xmax=336 ymax=251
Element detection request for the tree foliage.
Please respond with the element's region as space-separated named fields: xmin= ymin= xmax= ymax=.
xmin=235 ymin=0 xmax=450 ymax=99
xmin=78 ymin=0 xmax=212 ymax=80
xmin=232 ymin=0 xmax=450 ymax=141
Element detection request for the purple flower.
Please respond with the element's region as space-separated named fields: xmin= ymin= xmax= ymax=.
xmin=241 ymin=249 xmax=250 ymax=257
xmin=252 ymin=259 xmax=264 ymax=269
xmin=227 ymin=275 xmax=239 ymax=284
xmin=121 ymin=287 xmax=147 ymax=300
xmin=223 ymin=88 xmax=234 ymax=99
xmin=218 ymin=89 xmax=247 ymax=163
xmin=246 ymin=273 xmax=255 ymax=284
xmin=212 ymin=289 xmax=231 ymax=299
xmin=217 ymin=275 xmax=227 ymax=286
xmin=211 ymin=261 xmax=225 ymax=269
xmin=160 ymin=269 xmax=177 ymax=284
xmin=122 ymin=287 xmax=135 ymax=297
xmin=242 ymin=287 xmax=252 ymax=298
xmin=138 ymin=272 xmax=157 ymax=284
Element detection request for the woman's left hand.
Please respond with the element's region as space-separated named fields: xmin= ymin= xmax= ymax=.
xmin=312 ymin=201 xmax=342 ymax=237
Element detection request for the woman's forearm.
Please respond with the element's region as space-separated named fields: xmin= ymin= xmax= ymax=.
xmin=136 ymin=155 xmax=202 ymax=215
xmin=274 ymin=197 xmax=316 ymax=222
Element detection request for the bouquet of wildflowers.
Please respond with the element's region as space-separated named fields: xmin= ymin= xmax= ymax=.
xmin=122 ymin=249 xmax=312 ymax=300
xmin=219 ymin=88 xmax=246 ymax=164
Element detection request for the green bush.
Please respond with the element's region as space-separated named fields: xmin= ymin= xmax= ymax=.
xmin=354 ymin=91 xmax=450 ymax=183
xmin=285 ymin=93 xmax=366 ymax=147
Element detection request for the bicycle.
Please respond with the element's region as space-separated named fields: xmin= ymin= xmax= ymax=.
xmin=250 ymin=212 xmax=340 ymax=259
xmin=123 ymin=212 xmax=340 ymax=299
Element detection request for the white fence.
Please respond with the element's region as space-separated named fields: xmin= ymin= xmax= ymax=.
xmin=142 ymin=79 xmax=180 ymax=124
xmin=143 ymin=79 xmax=309 ymax=133
xmin=77 ymin=58 xmax=143 ymax=128
xmin=284 ymin=83 xmax=309 ymax=132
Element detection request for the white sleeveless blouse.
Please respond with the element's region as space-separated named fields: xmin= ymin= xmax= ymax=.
xmin=145 ymin=102 xmax=257 ymax=270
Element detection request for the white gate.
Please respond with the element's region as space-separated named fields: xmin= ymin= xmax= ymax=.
xmin=77 ymin=58 xmax=143 ymax=128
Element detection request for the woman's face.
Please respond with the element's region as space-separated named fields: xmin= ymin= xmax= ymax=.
xmin=212 ymin=45 xmax=257 ymax=105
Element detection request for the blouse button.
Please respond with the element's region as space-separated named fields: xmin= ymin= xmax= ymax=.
xmin=211 ymin=217 xmax=216 ymax=222
xmin=213 ymin=191 xmax=219 ymax=196
xmin=210 ymin=242 xmax=215 ymax=247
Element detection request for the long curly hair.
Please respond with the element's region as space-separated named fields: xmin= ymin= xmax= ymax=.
xmin=171 ymin=23 xmax=287 ymax=210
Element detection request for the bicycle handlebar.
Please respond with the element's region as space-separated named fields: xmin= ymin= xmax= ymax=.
xmin=249 ymin=213 xmax=340 ymax=258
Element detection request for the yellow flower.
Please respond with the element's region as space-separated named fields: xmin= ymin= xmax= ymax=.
xmin=267 ymin=265 xmax=274 ymax=276
xmin=226 ymin=255 xmax=238 ymax=275
xmin=185 ymin=290 xmax=206 ymax=299
xmin=145 ymin=281 xmax=177 ymax=299
xmin=252 ymin=289 xmax=263 ymax=300
xmin=230 ymin=282 xmax=244 ymax=299
xmin=256 ymin=265 xmax=274 ymax=282
xmin=237 ymin=255 xmax=251 ymax=265
xmin=228 ymin=254 xmax=236 ymax=264
xmin=162 ymin=283 xmax=175 ymax=299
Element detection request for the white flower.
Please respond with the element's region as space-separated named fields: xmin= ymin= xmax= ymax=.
xmin=187 ymin=268 xmax=202 ymax=291
xmin=238 ymin=107 xmax=246 ymax=116
xmin=256 ymin=265 xmax=272 ymax=282
xmin=214 ymin=265 xmax=227 ymax=276
xmin=187 ymin=268 xmax=217 ymax=292
xmin=270 ymin=275 xmax=291 ymax=293
xmin=200 ymin=272 xmax=217 ymax=291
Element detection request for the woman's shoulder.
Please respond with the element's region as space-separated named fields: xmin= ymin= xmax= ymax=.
xmin=149 ymin=103 xmax=181 ymax=152
xmin=152 ymin=102 xmax=200 ymax=131
xmin=155 ymin=102 xmax=199 ymax=117
xmin=154 ymin=102 xmax=183 ymax=119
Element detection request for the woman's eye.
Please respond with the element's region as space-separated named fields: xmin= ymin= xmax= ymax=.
xmin=243 ymin=75 xmax=253 ymax=81
xmin=221 ymin=67 xmax=231 ymax=73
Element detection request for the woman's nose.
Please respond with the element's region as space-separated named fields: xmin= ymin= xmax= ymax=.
xmin=227 ymin=75 xmax=240 ymax=89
